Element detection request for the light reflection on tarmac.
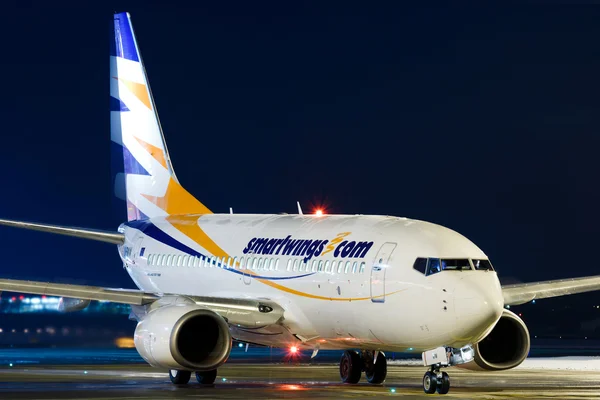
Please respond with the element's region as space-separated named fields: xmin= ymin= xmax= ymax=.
xmin=0 ymin=364 xmax=599 ymax=399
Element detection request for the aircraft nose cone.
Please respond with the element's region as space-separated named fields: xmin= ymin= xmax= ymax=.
xmin=453 ymin=274 xmax=504 ymax=343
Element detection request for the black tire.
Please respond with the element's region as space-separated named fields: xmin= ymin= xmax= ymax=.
xmin=437 ymin=372 xmax=450 ymax=395
xmin=339 ymin=350 xmax=362 ymax=384
xmin=365 ymin=352 xmax=387 ymax=384
xmin=195 ymin=369 xmax=217 ymax=385
xmin=423 ymin=371 xmax=437 ymax=394
xmin=169 ymin=369 xmax=191 ymax=385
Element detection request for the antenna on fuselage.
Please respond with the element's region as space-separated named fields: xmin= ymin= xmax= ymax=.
xmin=297 ymin=201 xmax=303 ymax=215
xmin=230 ymin=207 xmax=233 ymax=215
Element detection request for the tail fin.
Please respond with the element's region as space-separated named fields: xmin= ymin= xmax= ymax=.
xmin=110 ymin=12 xmax=211 ymax=221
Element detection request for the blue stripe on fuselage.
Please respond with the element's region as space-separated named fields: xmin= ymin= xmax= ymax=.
xmin=125 ymin=220 xmax=315 ymax=281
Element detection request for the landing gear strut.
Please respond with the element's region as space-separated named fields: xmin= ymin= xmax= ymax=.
xmin=422 ymin=365 xmax=449 ymax=395
xmin=339 ymin=350 xmax=387 ymax=384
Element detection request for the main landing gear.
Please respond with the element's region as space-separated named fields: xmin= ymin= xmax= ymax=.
xmin=339 ymin=350 xmax=387 ymax=384
xmin=169 ymin=369 xmax=217 ymax=385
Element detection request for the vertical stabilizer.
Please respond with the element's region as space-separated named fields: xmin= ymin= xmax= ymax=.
xmin=110 ymin=12 xmax=211 ymax=221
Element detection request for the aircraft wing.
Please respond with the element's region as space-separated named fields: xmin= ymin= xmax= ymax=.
xmin=0 ymin=278 xmax=284 ymax=327
xmin=0 ymin=218 xmax=124 ymax=244
xmin=0 ymin=278 xmax=157 ymax=305
xmin=502 ymin=275 xmax=600 ymax=306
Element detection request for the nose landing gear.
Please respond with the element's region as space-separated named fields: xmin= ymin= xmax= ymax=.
xmin=421 ymin=345 xmax=470 ymax=395
xmin=423 ymin=366 xmax=450 ymax=395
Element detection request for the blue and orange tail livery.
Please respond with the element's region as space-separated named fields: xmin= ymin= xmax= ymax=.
xmin=110 ymin=12 xmax=211 ymax=221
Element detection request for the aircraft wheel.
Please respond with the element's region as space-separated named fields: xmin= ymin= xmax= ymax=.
xmin=437 ymin=371 xmax=450 ymax=395
xmin=339 ymin=350 xmax=362 ymax=384
xmin=169 ymin=369 xmax=191 ymax=384
xmin=365 ymin=352 xmax=387 ymax=384
xmin=423 ymin=371 xmax=437 ymax=394
xmin=195 ymin=369 xmax=217 ymax=384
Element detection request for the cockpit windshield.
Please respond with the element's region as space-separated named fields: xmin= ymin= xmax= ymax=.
xmin=472 ymin=259 xmax=494 ymax=271
xmin=413 ymin=257 xmax=495 ymax=276
xmin=425 ymin=258 xmax=472 ymax=276
xmin=441 ymin=259 xmax=472 ymax=271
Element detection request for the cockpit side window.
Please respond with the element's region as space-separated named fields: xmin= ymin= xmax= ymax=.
xmin=473 ymin=259 xmax=494 ymax=271
xmin=427 ymin=258 xmax=441 ymax=275
xmin=441 ymin=259 xmax=472 ymax=271
xmin=413 ymin=258 xmax=427 ymax=275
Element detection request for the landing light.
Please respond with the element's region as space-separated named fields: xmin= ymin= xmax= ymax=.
xmin=390 ymin=388 xmax=396 ymax=393
xmin=238 ymin=343 xmax=244 ymax=348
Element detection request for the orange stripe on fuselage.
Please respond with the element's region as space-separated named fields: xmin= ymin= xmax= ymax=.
xmin=165 ymin=215 xmax=403 ymax=302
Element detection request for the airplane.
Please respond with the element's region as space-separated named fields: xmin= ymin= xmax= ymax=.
xmin=0 ymin=11 xmax=599 ymax=395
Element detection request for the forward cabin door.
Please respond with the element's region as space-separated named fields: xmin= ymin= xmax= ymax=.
xmin=370 ymin=242 xmax=397 ymax=303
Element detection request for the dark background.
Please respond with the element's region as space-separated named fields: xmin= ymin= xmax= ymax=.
xmin=1 ymin=1 xmax=599 ymax=334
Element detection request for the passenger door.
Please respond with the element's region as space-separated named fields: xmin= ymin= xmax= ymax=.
xmin=370 ymin=242 xmax=397 ymax=303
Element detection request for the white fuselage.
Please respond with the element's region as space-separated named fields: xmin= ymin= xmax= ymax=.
xmin=119 ymin=214 xmax=504 ymax=353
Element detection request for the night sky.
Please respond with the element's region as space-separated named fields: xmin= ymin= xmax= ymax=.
xmin=1 ymin=0 xmax=599 ymax=310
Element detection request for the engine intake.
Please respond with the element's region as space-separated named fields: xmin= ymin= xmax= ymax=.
xmin=135 ymin=305 xmax=232 ymax=371
xmin=461 ymin=309 xmax=530 ymax=371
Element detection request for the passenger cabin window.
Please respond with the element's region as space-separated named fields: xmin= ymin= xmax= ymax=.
xmin=473 ymin=259 xmax=494 ymax=271
xmin=359 ymin=262 xmax=366 ymax=274
xmin=413 ymin=258 xmax=427 ymax=275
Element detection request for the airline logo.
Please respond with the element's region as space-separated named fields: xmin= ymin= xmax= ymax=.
xmin=242 ymin=232 xmax=374 ymax=263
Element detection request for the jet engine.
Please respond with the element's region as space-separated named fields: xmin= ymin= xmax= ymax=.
xmin=134 ymin=304 xmax=232 ymax=371
xmin=459 ymin=309 xmax=530 ymax=371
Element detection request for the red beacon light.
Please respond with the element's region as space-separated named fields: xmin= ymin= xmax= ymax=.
xmin=315 ymin=209 xmax=323 ymax=217
xmin=290 ymin=346 xmax=298 ymax=354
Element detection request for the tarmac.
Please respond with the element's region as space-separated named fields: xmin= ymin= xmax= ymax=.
xmin=0 ymin=363 xmax=599 ymax=399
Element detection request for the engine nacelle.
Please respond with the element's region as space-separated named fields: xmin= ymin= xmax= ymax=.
xmin=459 ymin=309 xmax=530 ymax=371
xmin=134 ymin=304 xmax=232 ymax=371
